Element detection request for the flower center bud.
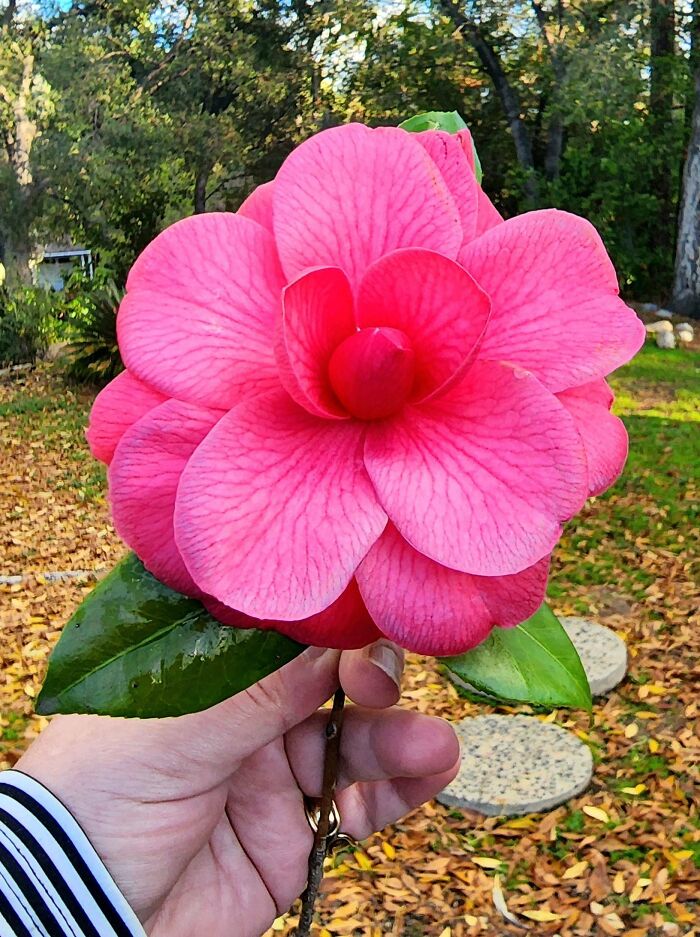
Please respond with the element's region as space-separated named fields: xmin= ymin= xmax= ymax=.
xmin=328 ymin=327 xmax=416 ymax=420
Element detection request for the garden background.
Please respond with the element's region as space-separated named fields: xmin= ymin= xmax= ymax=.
xmin=1 ymin=1 xmax=699 ymax=936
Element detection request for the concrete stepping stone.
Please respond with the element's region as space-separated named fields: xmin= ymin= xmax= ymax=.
xmin=447 ymin=616 xmax=627 ymax=700
xmin=437 ymin=714 xmax=593 ymax=816
xmin=559 ymin=617 xmax=627 ymax=696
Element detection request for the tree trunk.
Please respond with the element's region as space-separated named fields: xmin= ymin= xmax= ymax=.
xmin=439 ymin=0 xmax=539 ymax=205
xmin=671 ymin=65 xmax=700 ymax=317
xmin=194 ymin=162 xmax=212 ymax=214
xmin=531 ymin=0 xmax=565 ymax=181
xmin=649 ymin=0 xmax=676 ymax=247
xmin=2 ymin=50 xmax=38 ymax=284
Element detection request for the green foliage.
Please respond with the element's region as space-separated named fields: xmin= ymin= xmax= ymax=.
xmin=37 ymin=553 xmax=306 ymax=718
xmin=442 ymin=603 xmax=592 ymax=711
xmin=0 ymin=286 xmax=54 ymax=366
xmin=0 ymin=0 xmax=697 ymax=301
xmin=62 ymin=279 xmax=124 ymax=385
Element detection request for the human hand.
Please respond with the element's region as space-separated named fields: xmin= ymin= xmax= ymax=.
xmin=18 ymin=644 xmax=460 ymax=936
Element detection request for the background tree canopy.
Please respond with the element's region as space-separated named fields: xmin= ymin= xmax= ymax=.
xmin=1 ymin=0 xmax=699 ymax=312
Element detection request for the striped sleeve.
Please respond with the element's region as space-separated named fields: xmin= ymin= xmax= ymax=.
xmin=0 ymin=770 xmax=145 ymax=937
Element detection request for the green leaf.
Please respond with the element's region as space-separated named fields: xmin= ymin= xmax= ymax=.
xmin=399 ymin=110 xmax=468 ymax=134
xmin=36 ymin=554 xmax=306 ymax=718
xmin=441 ymin=603 xmax=592 ymax=711
xmin=399 ymin=110 xmax=483 ymax=183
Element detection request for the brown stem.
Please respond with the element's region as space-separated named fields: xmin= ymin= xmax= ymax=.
xmin=295 ymin=686 xmax=346 ymax=936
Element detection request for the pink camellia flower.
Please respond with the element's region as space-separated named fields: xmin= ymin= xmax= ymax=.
xmin=87 ymin=123 xmax=645 ymax=656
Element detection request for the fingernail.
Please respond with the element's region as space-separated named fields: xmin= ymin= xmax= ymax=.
xmin=368 ymin=641 xmax=403 ymax=689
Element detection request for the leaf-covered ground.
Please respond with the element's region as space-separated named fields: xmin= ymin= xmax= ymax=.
xmin=1 ymin=343 xmax=698 ymax=937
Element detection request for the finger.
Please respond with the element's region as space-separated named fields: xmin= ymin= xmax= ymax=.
xmin=339 ymin=640 xmax=404 ymax=708
xmin=285 ymin=706 xmax=460 ymax=794
xmin=165 ymin=646 xmax=342 ymax=782
xmin=337 ymin=765 xmax=460 ymax=840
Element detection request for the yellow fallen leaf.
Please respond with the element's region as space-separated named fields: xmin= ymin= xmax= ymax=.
xmin=473 ymin=856 xmax=503 ymax=869
xmin=354 ymin=851 xmax=373 ymax=871
xmin=621 ymin=783 xmax=647 ymax=795
xmin=648 ymin=738 xmax=660 ymax=753
xmin=505 ymin=816 xmax=535 ymax=829
xmin=381 ymin=841 xmax=396 ymax=860
xmin=613 ymin=871 xmax=625 ymax=893
xmin=491 ymin=874 xmax=527 ymax=929
xmin=625 ymin=722 xmax=639 ymax=738
xmin=563 ymin=860 xmax=589 ymax=879
xmin=646 ymin=683 xmax=666 ymax=694
xmin=583 ymin=805 xmax=610 ymax=823
xmin=270 ymin=918 xmax=286 ymax=931
xmin=629 ymin=884 xmax=644 ymax=903
xmin=333 ymin=902 xmax=359 ymax=919
xmin=464 ymin=914 xmax=478 ymax=926
xmin=438 ymin=929 xmax=451 ymax=937
xmin=673 ymin=850 xmax=693 ymax=861
xmin=318 ymin=930 xmax=332 ymax=937
xmin=522 ymin=909 xmax=561 ymax=922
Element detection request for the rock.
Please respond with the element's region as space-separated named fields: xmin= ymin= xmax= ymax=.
xmin=436 ymin=715 xmax=593 ymax=816
xmin=656 ymin=330 xmax=676 ymax=349
xmin=44 ymin=341 xmax=70 ymax=362
xmin=559 ymin=617 xmax=628 ymax=695
xmin=645 ymin=320 xmax=673 ymax=334
xmin=639 ymin=302 xmax=659 ymax=313
xmin=656 ymin=308 xmax=674 ymax=319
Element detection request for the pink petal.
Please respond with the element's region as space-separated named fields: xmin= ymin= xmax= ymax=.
xmin=175 ymin=389 xmax=387 ymax=619
xmin=415 ymin=130 xmax=479 ymax=243
xmin=237 ymin=181 xmax=274 ymax=232
xmin=203 ymin=580 xmax=381 ymax=650
xmin=455 ymin=128 xmax=477 ymax=174
xmin=357 ymin=525 xmax=549 ymax=655
xmin=277 ymin=266 xmax=355 ymax=418
xmin=364 ymin=360 xmax=587 ymax=577
xmin=273 ymin=124 xmax=462 ymax=288
xmin=557 ymin=379 xmax=628 ymax=496
xmin=119 ymin=213 xmax=285 ymax=408
xmin=475 ymin=187 xmax=504 ymax=237
xmin=109 ymin=399 xmax=223 ymax=595
xmin=451 ymin=128 xmax=504 ymax=237
xmin=459 ymin=210 xmax=646 ymax=392
xmin=357 ymin=248 xmax=490 ymax=400
xmin=329 ymin=327 xmax=416 ymax=421
xmin=86 ymin=370 xmax=167 ymax=465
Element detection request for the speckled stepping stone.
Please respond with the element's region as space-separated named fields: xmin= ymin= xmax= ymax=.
xmin=559 ymin=617 xmax=627 ymax=696
xmin=437 ymin=714 xmax=593 ymax=816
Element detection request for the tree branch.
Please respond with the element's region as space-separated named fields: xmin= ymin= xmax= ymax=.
xmin=439 ymin=0 xmax=538 ymax=200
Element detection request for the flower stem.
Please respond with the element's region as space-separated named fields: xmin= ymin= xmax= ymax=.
xmin=295 ymin=686 xmax=346 ymax=936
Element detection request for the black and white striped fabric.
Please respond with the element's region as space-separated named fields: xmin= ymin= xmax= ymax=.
xmin=0 ymin=770 xmax=145 ymax=937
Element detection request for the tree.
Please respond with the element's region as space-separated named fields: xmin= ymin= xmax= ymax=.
xmin=649 ymin=0 xmax=678 ymax=257
xmin=0 ymin=1 xmax=53 ymax=283
xmin=672 ymin=3 xmax=700 ymax=317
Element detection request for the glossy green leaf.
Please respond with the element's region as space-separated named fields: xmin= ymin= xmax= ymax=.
xmin=399 ymin=110 xmax=483 ymax=183
xmin=399 ymin=110 xmax=468 ymax=134
xmin=441 ymin=603 xmax=592 ymax=711
xmin=36 ymin=553 xmax=306 ymax=718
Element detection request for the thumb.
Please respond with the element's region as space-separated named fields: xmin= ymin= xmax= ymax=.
xmin=176 ymin=646 xmax=341 ymax=780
